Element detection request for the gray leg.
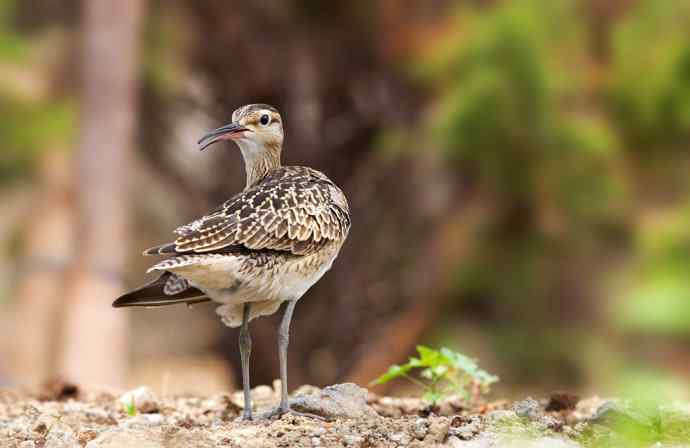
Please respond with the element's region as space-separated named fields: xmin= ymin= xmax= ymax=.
xmin=278 ymin=300 xmax=297 ymax=412
xmin=239 ymin=303 xmax=253 ymax=420
xmin=258 ymin=300 xmax=324 ymax=420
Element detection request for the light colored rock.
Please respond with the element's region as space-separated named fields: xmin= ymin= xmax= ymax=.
xmin=389 ymin=431 xmax=411 ymax=445
xmin=290 ymin=383 xmax=379 ymax=420
xmin=343 ymin=434 xmax=363 ymax=445
xmin=446 ymin=434 xmax=494 ymax=447
xmin=118 ymin=387 xmax=158 ymax=414
xmin=425 ymin=417 xmax=451 ymax=443
xmin=19 ymin=441 xmax=37 ymax=448
xmin=449 ymin=416 xmax=481 ymax=440
xmin=498 ymin=436 xmax=582 ymax=448
xmin=485 ymin=410 xmax=519 ymax=425
xmin=44 ymin=423 xmax=78 ymax=448
xmin=413 ymin=417 xmax=428 ymax=439
xmin=86 ymin=427 xmax=216 ymax=448
xmin=512 ymin=398 xmax=542 ymax=420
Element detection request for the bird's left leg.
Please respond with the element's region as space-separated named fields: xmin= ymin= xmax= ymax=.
xmin=277 ymin=299 xmax=297 ymax=413
xmin=239 ymin=303 xmax=253 ymax=420
xmin=259 ymin=300 xmax=324 ymax=420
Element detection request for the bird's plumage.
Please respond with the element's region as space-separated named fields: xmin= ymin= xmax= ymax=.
xmin=113 ymin=103 xmax=350 ymax=419
xmin=144 ymin=166 xmax=350 ymax=257
xmin=112 ymin=272 xmax=209 ymax=308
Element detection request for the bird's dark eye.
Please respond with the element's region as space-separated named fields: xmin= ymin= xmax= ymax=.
xmin=260 ymin=114 xmax=270 ymax=126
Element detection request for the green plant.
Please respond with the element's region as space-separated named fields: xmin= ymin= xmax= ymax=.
xmin=123 ymin=397 xmax=137 ymax=417
xmin=372 ymin=346 xmax=498 ymax=405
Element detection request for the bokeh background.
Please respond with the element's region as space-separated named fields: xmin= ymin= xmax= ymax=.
xmin=2 ymin=0 xmax=690 ymax=402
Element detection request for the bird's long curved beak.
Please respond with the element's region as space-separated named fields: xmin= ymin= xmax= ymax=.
xmin=198 ymin=122 xmax=249 ymax=151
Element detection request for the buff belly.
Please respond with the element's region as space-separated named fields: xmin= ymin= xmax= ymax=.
xmin=166 ymin=249 xmax=338 ymax=327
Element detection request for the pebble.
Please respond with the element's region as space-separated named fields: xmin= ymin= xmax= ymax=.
xmin=343 ymin=434 xmax=363 ymax=445
xmin=513 ymin=397 xmax=542 ymax=420
xmin=425 ymin=418 xmax=451 ymax=443
xmin=118 ymin=386 xmax=158 ymax=414
xmin=449 ymin=416 xmax=481 ymax=440
xmin=44 ymin=423 xmax=78 ymax=448
xmin=412 ymin=418 xmax=428 ymax=439
xmin=389 ymin=431 xmax=411 ymax=445
xmin=485 ymin=410 xmax=518 ymax=424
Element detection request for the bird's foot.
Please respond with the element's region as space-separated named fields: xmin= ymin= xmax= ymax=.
xmin=235 ymin=410 xmax=254 ymax=422
xmin=258 ymin=403 xmax=326 ymax=421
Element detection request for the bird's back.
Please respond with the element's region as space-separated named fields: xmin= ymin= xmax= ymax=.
xmin=116 ymin=165 xmax=350 ymax=326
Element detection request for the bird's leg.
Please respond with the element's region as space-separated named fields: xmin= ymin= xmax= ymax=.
xmin=278 ymin=299 xmax=297 ymax=413
xmin=258 ymin=300 xmax=324 ymax=420
xmin=239 ymin=303 xmax=253 ymax=420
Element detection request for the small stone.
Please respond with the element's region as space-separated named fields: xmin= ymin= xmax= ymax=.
xmin=486 ymin=410 xmax=519 ymax=424
xmin=521 ymin=436 xmax=582 ymax=447
xmin=144 ymin=414 xmax=164 ymax=426
xmin=20 ymin=441 xmax=36 ymax=448
xmin=290 ymin=383 xmax=379 ymax=420
xmin=44 ymin=423 xmax=78 ymax=448
xmin=449 ymin=416 xmax=481 ymax=440
xmin=513 ymin=397 xmax=542 ymax=420
xmin=412 ymin=418 xmax=428 ymax=439
xmin=343 ymin=434 xmax=363 ymax=445
xmin=425 ymin=417 xmax=451 ymax=443
xmin=118 ymin=387 xmax=158 ymax=414
xmin=448 ymin=434 xmax=496 ymax=447
xmin=389 ymin=431 xmax=411 ymax=445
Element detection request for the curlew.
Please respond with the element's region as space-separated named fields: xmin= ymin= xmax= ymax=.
xmin=113 ymin=104 xmax=351 ymax=420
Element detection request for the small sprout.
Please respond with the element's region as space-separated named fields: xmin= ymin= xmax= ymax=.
xmin=123 ymin=396 xmax=137 ymax=417
xmin=372 ymin=345 xmax=498 ymax=405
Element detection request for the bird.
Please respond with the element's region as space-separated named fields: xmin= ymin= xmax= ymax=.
xmin=113 ymin=104 xmax=351 ymax=420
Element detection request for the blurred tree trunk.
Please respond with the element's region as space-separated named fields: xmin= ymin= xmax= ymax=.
xmin=58 ymin=0 xmax=143 ymax=386
xmin=10 ymin=152 xmax=74 ymax=386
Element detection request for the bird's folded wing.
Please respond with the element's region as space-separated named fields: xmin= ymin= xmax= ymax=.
xmin=146 ymin=168 xmax=350 ymax=257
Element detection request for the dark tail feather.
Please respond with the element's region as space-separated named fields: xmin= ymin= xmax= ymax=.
xmin=113 ymin=273 xmax=209 ymax=308
xmin=142 ymin=243 xmax=178 ymax=256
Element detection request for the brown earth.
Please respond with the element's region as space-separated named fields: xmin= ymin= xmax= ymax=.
xmin=0 ymin=381 xmax=680 ymax=447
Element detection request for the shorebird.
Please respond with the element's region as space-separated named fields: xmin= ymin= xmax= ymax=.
xmin=113 ymin=104 xmax=351 ymax=420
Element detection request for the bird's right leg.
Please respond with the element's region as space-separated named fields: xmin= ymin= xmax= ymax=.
xmin=239 ymin=303 xmax=253 ymax=420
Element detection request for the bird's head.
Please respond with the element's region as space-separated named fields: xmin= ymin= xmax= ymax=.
xmin=198 ymin=104 xmax=284 ymax=155
xmin=198 ymin=104 xmax=284 ymax=187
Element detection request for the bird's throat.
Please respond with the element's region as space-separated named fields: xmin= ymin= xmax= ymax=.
xmin=237 ymin=140 xmax=282 ymax=189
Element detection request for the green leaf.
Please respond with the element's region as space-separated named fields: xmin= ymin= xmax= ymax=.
xmin=441 ymin=347 xmax=479 ymax=374
xmin=417 ymin=345 xmax=445 ymax=368
xmin=475 ymin=369 xmax=500 ymax=387
xmin=408 ymin=357 xmax=424 ymax=368
xmin=423 ymin=390 xmax=443 ymax=404
xmin=431 ymin=365 xmax=450 ymax=378
xmin=371 ymin=363 xmax=413 ymax=385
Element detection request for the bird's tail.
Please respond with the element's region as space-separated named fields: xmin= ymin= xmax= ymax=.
xmin=112 ymin=272 xmax=209 ymax=308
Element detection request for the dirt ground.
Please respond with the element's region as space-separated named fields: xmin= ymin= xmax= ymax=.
xmin=1 ymin=381 xmax=689 ymax=447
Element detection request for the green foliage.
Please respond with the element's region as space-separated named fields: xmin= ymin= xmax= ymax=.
xmin=123 ymin=397 xmax=137 ymax=417
xmin=373 ymin=346 xmax=498 ymax=404
xmin=614 ymin=205 xmax=690 ymax=335
xmin=610 ymin=1 xmax=690 ymax=150
xmin=577 ymin=402 xmax=690 ymax=448
xmin=0 ymin=1 xmax=76 ymax=183
xmin=0 ymin=91 xmax=75 ymax=180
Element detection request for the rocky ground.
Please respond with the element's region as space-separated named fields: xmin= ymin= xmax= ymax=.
xmin=1 ymin=381 xmax=689 ymax=447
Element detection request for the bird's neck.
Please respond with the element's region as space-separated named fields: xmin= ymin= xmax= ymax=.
xmin=237 ymin=139 xmax=282 ymax=189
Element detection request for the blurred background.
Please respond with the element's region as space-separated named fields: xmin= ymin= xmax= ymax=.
xmin=1 ymin=0 xmax=690 ymax=402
